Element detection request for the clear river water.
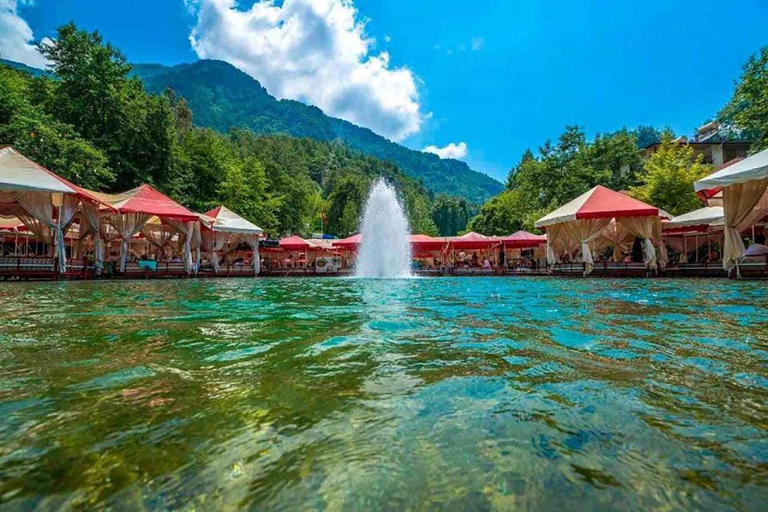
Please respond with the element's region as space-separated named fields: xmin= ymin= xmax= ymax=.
xmin=0 ymin=277 xmax=766 ymax=510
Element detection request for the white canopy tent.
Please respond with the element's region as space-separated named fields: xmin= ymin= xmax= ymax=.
xmin=663 ymin=206 xmax=724 ymax=231
xmin=662 ymin=206 xmax=725 ymax=264
xmin=0 ymin=147 xmax=111 ymax=272
xmin=202 ymin=206 xmax=264 ymax=274
xmin=695 ymin=148 xmax=768 ymax=273
xmin=535 ymin=186 xmax=670 ymax=274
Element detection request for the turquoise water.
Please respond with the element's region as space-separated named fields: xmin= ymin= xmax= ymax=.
xmin=0 ymin=277 xmax=766 ymax=510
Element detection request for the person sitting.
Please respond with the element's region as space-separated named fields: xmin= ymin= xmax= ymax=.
xmin=471 ymin=252 xmax=479 ymax=268
xmin=623 ymin=253 xmax=632 ymax=264
xmin=482 ymin=257 xmax=492 ymax=270
xmin=171 ymin=255 xmax=182 ymax=263
xmin=457 ymin=251 xmax=467 ymax=267
xmin=707 ymin=249 xmax=720 ymax=262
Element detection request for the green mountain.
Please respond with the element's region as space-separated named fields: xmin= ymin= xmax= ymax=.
xmin=131 ymin=60 xmax=502 ymax=203
xmin=0 ymin=58 xmax=49 ymax=77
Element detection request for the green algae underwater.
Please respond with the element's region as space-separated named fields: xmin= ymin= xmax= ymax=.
xmin=0 ymin=277 xmax=766 ymax=510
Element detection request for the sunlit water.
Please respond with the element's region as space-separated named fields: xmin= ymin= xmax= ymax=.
xmin=356 ymin=179 xmax=412 ymax=278
xmin=0 ymin=278 xmax=767 ymax=510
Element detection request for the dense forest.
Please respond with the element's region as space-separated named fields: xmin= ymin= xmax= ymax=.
xmin=0 ymin=23 xmax=464 ymax=238
xmin=468 ymin=45 xmax=767 ymax=235
xmin=2 ymin=23 xmax=765 ymax=240
xmin=132 ymin=60 xmax=503 ymax=203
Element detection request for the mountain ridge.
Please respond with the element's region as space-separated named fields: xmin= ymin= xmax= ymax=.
xmin=131 ymin=59 xmax=502 ymax=202
xmin=0 ymin=57 xmax=503 ymax=202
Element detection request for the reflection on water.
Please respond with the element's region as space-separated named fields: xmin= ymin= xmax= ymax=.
xmin=0 ymin=278 xmax=766 ymax=510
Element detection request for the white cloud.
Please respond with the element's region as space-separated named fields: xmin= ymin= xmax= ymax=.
xmin=384 ymin=34 xmax=391 ymax=43
xmin=423 ymin=141 xmax=468 ymax=160
xmin=0 ymin=0 xmax=49 ymax=68
xmin=471 ymin=37 xmax=484 ymax=51
xmin=187 ymin=0 xmax=423 ymax=142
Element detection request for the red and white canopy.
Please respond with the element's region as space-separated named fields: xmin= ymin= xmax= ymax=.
xmin=535 ymin=186 xmax=669 ymax=228
xmin=449 ymin=231 xmax=499 ymax=250
xmin=662 ymin=206 xmax=724 ymax=234
xmin=499 ymin=230 xmax=547 ymax=249
xmin=0 ymin=146 xmax=112 ymax=207
xmin=333 ymin=233 xmax=362 ymax=250
xmin=93 ymin=184 xmax=198 ymax=221
xmin=202 ymin=206 xmax=263 ymax=235
xmin=278 ymin=235 xmax=318 ymax=252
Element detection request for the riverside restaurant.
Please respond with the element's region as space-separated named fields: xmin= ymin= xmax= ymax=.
xmin=2 ymin=145 xmax=768 ymax=280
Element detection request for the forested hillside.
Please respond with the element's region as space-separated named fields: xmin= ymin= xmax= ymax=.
xmin=467 ymin=44 xmax=767 ymax=236
xmin=132 ymin=60 xmax=503 ymax=203
xmin=0 ymin=23 xmax=443 ymax=238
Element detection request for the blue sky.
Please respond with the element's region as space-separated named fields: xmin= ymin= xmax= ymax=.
xmin=4 ymin=0 xmax=768 ymax=182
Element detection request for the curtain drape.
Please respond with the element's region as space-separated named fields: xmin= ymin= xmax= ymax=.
xmin=191 ymin=222 xmax=202 ymax=273
xmin=619 ymin=216 xmax=663 ymax=270
xmin=721 ymin=177 xmax=768 ymax=273
xmin=79 ymin=202 xmax=104 ymax=273
xmin=14 ymin=192 xmax=68 ymax=272
xmin=165 ymin=219 xmax=197 ymax=274
xmin=242 ymin=234 xmax=261 ymax=275
xmin=545 ymin=223 xmax=577 ymax=265
xmin=108 ymin=213 xmax=151 ymax=272
xmin=665 ymin=235 xmax=710 ymax=263
xmin=596 ymin=221 xmax=632 ymax=262
xmin=141 ymin=224 xmax=175 ymax=259
xmin=202 ymin=231 xmax=229 ymax=272
xmin=560 ymin=218 xmax=612 ymax=274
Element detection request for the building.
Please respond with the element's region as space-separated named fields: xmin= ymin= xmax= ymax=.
xmin=642 ymin=121 xmax=751 ymax=170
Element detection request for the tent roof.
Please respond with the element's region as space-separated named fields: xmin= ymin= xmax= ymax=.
xmin=0 ymin=146 xmax=80 ymax=194
xmin=449 ymin=231 xmax=499 ymax=249
xmin=499 ymin=230 xmax=547 ymax=247
xmin=333 ymin=233 xmax=362 ymax=248
xmin=535 ymin=186 xmax=667 ymax=228
xmin=203 ymin=206 xmax=263 ymax=234
xmin=0 ymin=147 xmax=117 ymax=210
xmin=411 ymin=234 xmax=447 ymax=251
xmin=663 ymin=206 xmax=724 ymax=232
xmin=695 ymin=148 xmax=768 ymax=192
xmin=93 ymin=184 xmax=198 ymax=221
xmin=279 ymin=235 xmax=318 ymax=251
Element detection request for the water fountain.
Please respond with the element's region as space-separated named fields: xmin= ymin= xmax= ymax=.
xmin=355 ymin=179 xmax=412 ymax=278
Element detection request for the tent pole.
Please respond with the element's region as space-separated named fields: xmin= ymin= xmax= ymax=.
xmin=695 ymin=234 xmax=699 ymax=263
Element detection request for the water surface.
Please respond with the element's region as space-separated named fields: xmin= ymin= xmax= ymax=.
xmin=0 ymin=278 xmax=766 ymax=510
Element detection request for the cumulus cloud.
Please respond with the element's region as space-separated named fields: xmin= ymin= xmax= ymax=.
xmin=187 ymin=0 xmax=423 ymax=142
xmin=423 ymin=142 xmax=468 ymax=160
xmin=0 ymin=0 xmax=49 ymax=68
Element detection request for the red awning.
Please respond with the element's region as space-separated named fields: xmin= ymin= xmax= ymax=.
xmin=499 ymin=230 xmax=546 ymax=249
xmin=449 ymin=231 xmax=499 ymax=250
xmin=333 ymin=233 xmax=362 ymax=249
xmin=410 ymin=234 xmax=448 ymax=252
xmin=575 ymin=186 xmax=660 ymax=220
xmin=278 ymin=235 xmax=317 ymax=251
xmin=536 ymin=186 xmax=667 ymax=228
xmin=93 ymin=184 xmax=198 ymax=221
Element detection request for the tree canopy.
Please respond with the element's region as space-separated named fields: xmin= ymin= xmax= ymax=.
xmin=719 ymin=46 xmax=768 ymax=152
xmin=0 ymin=23 xmax=440 ymax=239
xmin=629 ymin=136 xmax=712 ymax=217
